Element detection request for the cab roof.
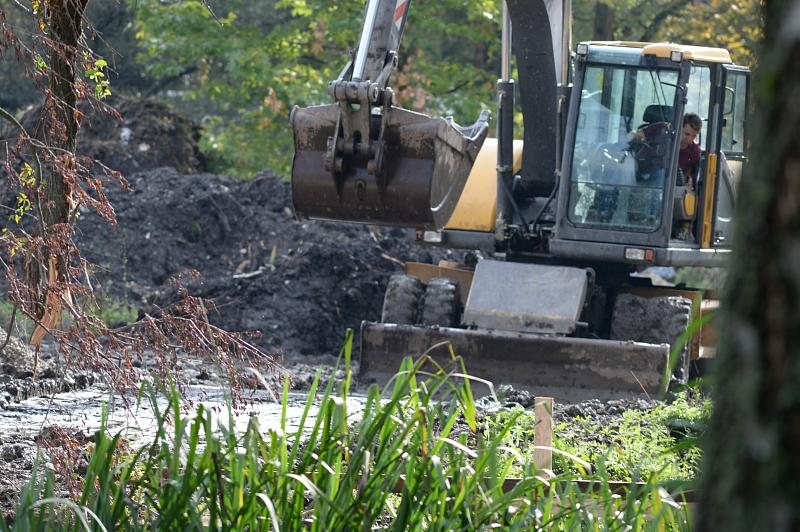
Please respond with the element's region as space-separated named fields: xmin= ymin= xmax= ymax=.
xmin=585 ymin=41 xmax=734 ymax=64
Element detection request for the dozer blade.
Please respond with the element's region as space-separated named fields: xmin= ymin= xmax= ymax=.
xmin=291 ymin=104 xmax=489 ymax=230
xmin=359 ymin=322 xmax=669 ymax=402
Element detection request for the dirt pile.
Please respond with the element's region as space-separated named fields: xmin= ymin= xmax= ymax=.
xmin=1 ymin=97 xmax=206 ymax=176
xmin=2 ymin=96 xmax=455 ymax=364
xmin=76 ymin=167 xmax=454 ymax=359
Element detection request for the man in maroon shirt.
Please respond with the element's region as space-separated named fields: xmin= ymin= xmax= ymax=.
xmin=679 ymin=113 xmax=703 ymax=189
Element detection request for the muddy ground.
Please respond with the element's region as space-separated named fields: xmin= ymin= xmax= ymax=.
xmin=75 ymin=167 xmax=455 ymax=361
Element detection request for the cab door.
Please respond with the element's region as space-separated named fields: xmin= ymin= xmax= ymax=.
xmin=703 ymin=65 xmax=749 ymax=248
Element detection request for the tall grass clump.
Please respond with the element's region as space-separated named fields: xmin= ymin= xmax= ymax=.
xmin=7 ymin=331 xmax=693 ymax=529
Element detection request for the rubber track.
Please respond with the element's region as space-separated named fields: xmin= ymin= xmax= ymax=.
xmin=381 ymin=274 xmax=424 ymax=325
xmin=420 ymin=278 xmax=459 ymax=327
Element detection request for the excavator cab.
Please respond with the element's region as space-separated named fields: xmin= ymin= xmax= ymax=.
xmin=551 ymin=42 xmax=750 ymax=267
xmin=564 ymin=55 xmax=682 ymax=232
xmin=290 ymin=0 xmax=490 ymax=230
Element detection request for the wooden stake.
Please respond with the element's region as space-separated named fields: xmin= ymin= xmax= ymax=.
xmin=534 ymin=396 xmax=554 ymax=475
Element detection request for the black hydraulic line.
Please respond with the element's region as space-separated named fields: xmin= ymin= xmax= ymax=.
xmin=532 ymin=181 xmax=559 ymax=229
xmin=506 ymin=0 xmax=558 ymax=198
xmin=496 ymin=79 xmax=529 ymax=229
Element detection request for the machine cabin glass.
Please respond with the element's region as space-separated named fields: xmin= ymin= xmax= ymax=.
xmin=568 ymin=64 xmax=680 ymax=232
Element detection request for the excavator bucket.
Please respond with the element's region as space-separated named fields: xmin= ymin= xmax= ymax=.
xmin=359 ymin=323 xmax=670 ymax=402
xmin=291 ymin=105 xmax=490 ymax=229
xmin=290 ymin=0 xmax=490 ymax=229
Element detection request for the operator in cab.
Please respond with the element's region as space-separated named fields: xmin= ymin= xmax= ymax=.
xmin=678 ymin=113 xmax=702 ymax=190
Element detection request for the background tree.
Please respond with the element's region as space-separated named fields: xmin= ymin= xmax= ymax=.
xmin=571 ymin=0 xmax=762 ymax=66
xmin=132 ymin=0 xmax=501 ymax=176
xmin=0 ymin=1 xmax=272 ymax=393
xmin=697 ymin=0 xmax=800 ymax=529
xmin=659 ymin=0 xmax=762 ymax=66
xmin=0 ymin=0 xmax=146 ymax=110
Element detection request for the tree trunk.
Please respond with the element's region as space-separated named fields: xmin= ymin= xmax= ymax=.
xmin=593 ymin=2 xmax=615 ymax=41
xmin=697 ymin=1 xmax=800 ymax=530
xmin=28 ymin=0 xmax=89 ymax=345
xmin=42 ymin=0 xmax=88 ymax=226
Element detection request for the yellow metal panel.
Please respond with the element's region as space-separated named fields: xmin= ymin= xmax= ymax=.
xmin=683 ymin=191 xmax=697 ymax=216
xmin=701 ymin=153 xmax=719 ymax=248
xmin=585 ymin=41 xmax=733 ymax=64
xmin=641 ymin=43 xmax=732 ymax=64
xmin=445 ymin=139 xmax=523 ymax=232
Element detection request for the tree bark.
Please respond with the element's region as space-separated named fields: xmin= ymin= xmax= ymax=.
xmin=42 ymin=0 xmax=89 ymax=227
xmin=27 ymin=0 xmax=89 ymax=345
xmin=593 ymin=3 xmax=615 ymax=41
xmin=697 ymin=1 xmax=800 ymax=530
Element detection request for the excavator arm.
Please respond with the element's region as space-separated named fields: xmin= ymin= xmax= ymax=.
xmin=290 ymin=0 xmax=490 ymax=230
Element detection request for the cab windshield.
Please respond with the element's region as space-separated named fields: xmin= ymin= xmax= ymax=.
xmin=568 ymin=65 xmax=679 ymax=231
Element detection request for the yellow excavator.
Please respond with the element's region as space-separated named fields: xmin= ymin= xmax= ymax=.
xmin=290 ymin=0 xmax=748 ymax=400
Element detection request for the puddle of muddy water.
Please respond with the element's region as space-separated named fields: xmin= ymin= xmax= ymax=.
xmin=0 ymin=385 xmax=367 ymax=450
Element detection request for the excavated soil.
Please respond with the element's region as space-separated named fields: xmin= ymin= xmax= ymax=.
xmin=75 ymin=166 xmax=454 ymax=359
xmin=2 ymin=97 xmax=206 ymax=176
xmin=4 ymin=97 xmax=454 ymax=360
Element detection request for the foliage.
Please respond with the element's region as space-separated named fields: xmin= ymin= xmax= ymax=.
xmin=481 ymin=391 xmax=710 ymax=483
xmin=92 ymin=296 xmax=138 ymax=328
xmin=553 ymin=392 xmax=711 ymax=482
xmin=659 ymin=0 xmax=763 ymax=67
xmin=132 ymin=0 xmax=500 ymax=177
xmin=572 ymin=0 xmax=762 ymax=67
xmin=7 ymin=341 xmax=691 ymax=530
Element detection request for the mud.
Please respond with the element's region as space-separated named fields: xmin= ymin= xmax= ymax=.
xmin=610 ymin=294 xmax=692 ymax=347
xmin=0 ymin=380 xmax=367 ymax=521
xmin=75 ymin=166 xmax=456 ymax=359
xmin=2 ymin=97 xmax=206 ymax=176
xmin=0 ymin=331 xmax=94 ymax=407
